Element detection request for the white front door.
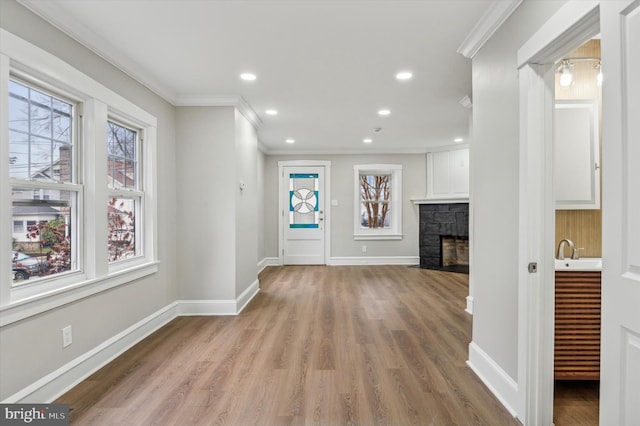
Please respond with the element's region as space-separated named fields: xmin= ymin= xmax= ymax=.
xmin=282 ymin=166 xmax=325 ymax=265
xmin=600 ymin=2 xmax=640 ymax=424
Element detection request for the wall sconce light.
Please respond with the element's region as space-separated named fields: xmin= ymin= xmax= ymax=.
xmin=557 ymin=56 xmax=602 ymax=87
xmin=558 ymin=59 xmax=573 ymax=87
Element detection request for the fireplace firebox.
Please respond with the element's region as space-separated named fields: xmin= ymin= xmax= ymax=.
xmin=419 ymin=203 xmax=469 ymax=273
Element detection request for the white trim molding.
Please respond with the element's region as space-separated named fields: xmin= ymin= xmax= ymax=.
xmin=173 ymin=95 xmax=262 ymax=129
xmin=178 ymin=279 xmax=260 ymax=316
xmin=2 ymin=278 xmax=261 ymax=404
xmin=329 ymin=256 xmax=419 ymax=266
xmin=258 ymin=257 xmax=281 ymax=274
xmin=411 ymin=198 xmax=469 ymax=205
xmin=515 ymin=4 xmax=601 ymax=424
xmin=457 ymin=0 xmax=524 ymax=58
xmin=465 ymin=295 xmax=474 ymax=315
xmin=467 ymin=342 xmax=519 ymax=419
xmin=17 ymin=0 xmax=178 ymax=104
xmin=2 ymin=301 xmax=179 ymax=403
xmin=353 ymin=164 xmax=403 ymax=241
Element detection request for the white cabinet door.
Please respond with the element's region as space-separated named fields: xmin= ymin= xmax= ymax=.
xmin=426 ymin=147 xmax=469 ymax=199
xmin=554 ymin=100 xmax=600 ymax=209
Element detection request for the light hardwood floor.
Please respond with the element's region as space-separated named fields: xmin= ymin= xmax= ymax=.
xmin=57 ymin=265 xmax=522 ymax=425
xmin=553 ymin=380 xmax=599 ymax=425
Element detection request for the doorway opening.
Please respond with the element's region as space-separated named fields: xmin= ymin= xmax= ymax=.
xmin=552 ymin=37 xmax=602 ymax=425
xmin=516 ymin=2 xmax=600 ymax=424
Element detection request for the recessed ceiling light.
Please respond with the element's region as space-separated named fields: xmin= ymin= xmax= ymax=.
xmin=396 ymin=71 xmax=413 ymax=80
xmin=363 ymin=138 xmax=373 ymax=144
xmin=240 ymin=73 xmax=256 ymax=81
xmin=378 ymin=109 xmax=391 ymax=116
xmin=265 ymin=109 xmax=278 ymax=115
xmin=285 ymin=139 xmax=295 ymax=144
xmin=454 ymin=138 xmax=464 ymax=143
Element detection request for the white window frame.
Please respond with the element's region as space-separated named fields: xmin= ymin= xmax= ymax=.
xmin=8 ymin=77 xmax=83 ymax=285
xmin=353 ymin=164 xmax=403 ymax=240
xmin=106 ymin=117 xmax=144 ymax=267
xmin=0 ymin=29 xmax=158 ymax=326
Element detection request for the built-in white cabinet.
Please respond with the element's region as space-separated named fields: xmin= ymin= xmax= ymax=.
xmin=425 ymin=147 xmax=469 ymax=201
xmin=554 ymin=100 xmax=600 ymax=209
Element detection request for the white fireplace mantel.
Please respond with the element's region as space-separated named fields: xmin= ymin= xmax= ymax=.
xmin=411 ymin=197 xmax=469 ymax=205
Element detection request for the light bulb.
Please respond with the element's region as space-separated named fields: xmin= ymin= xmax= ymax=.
xmin=595 ymin=62 xmax=603 ymax=86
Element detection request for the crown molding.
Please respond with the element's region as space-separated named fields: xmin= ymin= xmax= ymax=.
xmin=18 ymin=1 xmax=265 ymax=129
xmin=174 ymin=95 xmax=262 ymax=129
xmin=17 ymin=0 xmax=179 ymax=104
xmin=457 ymin=0 xmax=524 ymax=59
xmin=262 ymin=147 xmax=434 ymax=156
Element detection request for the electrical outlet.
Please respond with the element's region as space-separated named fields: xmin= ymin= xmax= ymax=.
xmin=62 ymin=325 xmax=72 ymax=348
xmin=361 ymin=245 xmax=367 ymax=254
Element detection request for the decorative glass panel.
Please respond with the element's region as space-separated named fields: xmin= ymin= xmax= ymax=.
xmin=359 ymin=174 xmax=391 ymax=229
xmin=8 ymin=80 xmax=74 ymax=182
xmin=289 ymin=173 xmax=319 ymax=228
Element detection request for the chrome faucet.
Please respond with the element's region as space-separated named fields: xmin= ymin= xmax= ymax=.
xmin=557 ymin=238 xmax=579 ymax=260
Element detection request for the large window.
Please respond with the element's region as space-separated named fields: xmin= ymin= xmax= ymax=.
xmin=107 ymin=120 xmax=142 ymax=263
xmin=1 ymin=29 xmax=157 ymax=320
xmin=353 ymin=164 xmax=403 ymax=240
xmin=9 ymin=79 xmax=78 ymax=284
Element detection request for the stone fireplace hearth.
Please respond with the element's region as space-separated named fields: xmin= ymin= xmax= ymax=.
xmin=419 ymin=203 xmax=469 ymax=273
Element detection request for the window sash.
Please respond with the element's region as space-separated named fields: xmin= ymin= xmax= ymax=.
xmin=8 ymin=78 xmax=76 ymax=183
xmin=1 ymin=28 xmax=158 ymax=321
xmin=353 ymin=165 xmax=402 ymax=240
xmin=107 ymin=195 xmax=142 ymax=263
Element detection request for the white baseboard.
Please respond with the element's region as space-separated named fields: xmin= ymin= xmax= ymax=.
xmin=4 ymin=280 xmax=261 ymax=404
xmin=328 ymin=256 xmax=419 ymax=266
xmin=467 ymin=341 xmax=519 ymax=418
xmin=178 ymin=279 xmax=260 ymax=316
xmin=466 ymin=296 xmax=474 ymax=315
xmin=3 ymin=302 xmax=179 ymax=404
xmin=236 ymin=279 xmax=260 ymax=313
xmin=258 ymin=257 xmax=280 ymax=274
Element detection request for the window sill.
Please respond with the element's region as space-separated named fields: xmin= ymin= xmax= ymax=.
xmin=353 ymin=234 xmax=403 ymax=241
xmin=0 ymin=260 xmax=159 ymax=327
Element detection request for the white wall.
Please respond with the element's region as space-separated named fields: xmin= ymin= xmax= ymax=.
xmin=264 ymin=154 xmax=425 ymax=261
xmin=175 ymin=106 xmax=259 ymax=300
xmin=234 ymin=110 xmax=258 ymax=294
xmin=470 ymin=0 xmax=565 ymax=394
xmin=0 ymin=0 xmax=178 ymax=399
xmin=176 ymin=106 xmax=237 ymax=300
xmin=257 ymin=150 xmax=266 ymax=264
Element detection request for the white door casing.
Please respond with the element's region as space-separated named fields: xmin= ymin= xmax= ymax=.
xmin=516 ymin=1 xmax=600 ymax=424
xmin=278 ymin=161 xmax=331 ymax=265
xmin=600 ymin=1 xmax=640 ymax=424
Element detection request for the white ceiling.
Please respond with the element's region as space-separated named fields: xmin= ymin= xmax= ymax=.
xmin=20 ymin=0 xmax=498 ymax=154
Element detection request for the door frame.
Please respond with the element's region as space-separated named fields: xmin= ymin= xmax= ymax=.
xmin=278 ymin=160 xmax=332 ymax=265
xmin=516 ymin=1 xmax=600 ymax=424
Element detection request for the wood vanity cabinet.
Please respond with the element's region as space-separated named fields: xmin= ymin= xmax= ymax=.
xmin=554 ymin=271 xmax=601 ymax=380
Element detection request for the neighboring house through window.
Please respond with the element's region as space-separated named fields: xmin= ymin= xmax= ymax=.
xmin=8 ymin=79 xmax=78 ymax=282
xmin=1 ymin=29 xmax=158 ymax=318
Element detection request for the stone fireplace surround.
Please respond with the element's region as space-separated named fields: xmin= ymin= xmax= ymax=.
xmin=419 ymin=203 xmax=469 ymax=273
